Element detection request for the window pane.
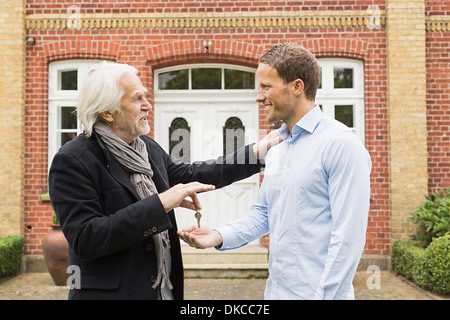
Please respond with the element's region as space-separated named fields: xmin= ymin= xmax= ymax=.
xmin=158 ymin=69 xmax=189 ymax=90
xmin=334 ymin=68 xmax=353 ymax=89
xmin=318 ymin=67 xmax=322 ymax=89
xmin=335 ymin=105 xmax=354 ymax=127
xmin=60 ymin=70 xmax=78 ymax=90
xmin=223 ymin=117 xmax=245 ymax=155
xmin=192 ymin=68 xmax=221 ymax=89
xmin=60 ymin=107 xmax=77 ymax=129
xmin=224 ymin=69 xmax=255 ymax=89
xmin=61 ymin=132 xmax=77 ymax=146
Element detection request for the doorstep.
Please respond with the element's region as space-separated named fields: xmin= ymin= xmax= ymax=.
xmin=182 ymin=245 xmax=269 ymax=279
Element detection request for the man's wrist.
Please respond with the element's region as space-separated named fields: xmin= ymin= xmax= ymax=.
xmin=212 ymin=229 xmax=224 ymax=249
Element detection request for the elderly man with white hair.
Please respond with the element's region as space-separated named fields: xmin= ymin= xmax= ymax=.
xmin=48 ymin=63 xmax=280 ymax=300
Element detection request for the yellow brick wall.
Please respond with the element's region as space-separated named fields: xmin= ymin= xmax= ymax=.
xmin=386 ymin=0 xmax=428 ymax=241
xmin=0 ymin=0 xmax=26 ymax=237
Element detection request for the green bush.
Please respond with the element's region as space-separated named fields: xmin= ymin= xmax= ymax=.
xmin=391 ymin=240 xmax=425 ymax=280
xmin=392 ymin=234 xmax=450 ymax=295
xmin=0 ymin=235 xmax=24 ymax=278
xmin=52 ymin=211 xmax=59 ymax=225
xmin=409 ymin=188 xmax=450 ymax=246
xmin=420 ymin=234 xmax=450 ymax=294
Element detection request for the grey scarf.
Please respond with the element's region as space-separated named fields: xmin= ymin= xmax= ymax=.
xmin=93 ymin=121 xmax=173 ymax=292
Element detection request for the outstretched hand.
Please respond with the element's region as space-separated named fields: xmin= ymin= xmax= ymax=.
xmin=177 ymin=226 xmax=223 ymax=249
xmin=252 ymin=129 xmax=282 ymax=159
xmin=158 ymin=182 xmax=215 ymax=213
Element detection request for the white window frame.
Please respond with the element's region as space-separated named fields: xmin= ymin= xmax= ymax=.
xmin=316 ymin=58 xmax=365 ymax=142
xmin=154 ymin=63 xmax=257 ymax=103
xmin=48 ymin=59 xmax=104 ymax=169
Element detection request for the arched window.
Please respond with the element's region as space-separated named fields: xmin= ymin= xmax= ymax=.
xmin=169 ymin=117 xmax=191 ymax=163
xmin=223 ymin=117 xmax=245 ymax=155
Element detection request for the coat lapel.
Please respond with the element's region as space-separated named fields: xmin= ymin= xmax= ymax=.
xmin=146 ymin=145 xmax=170 ymax=194
xmin=95 ymin=132 xmax=169 ymax=199
xmin=94 ymin=132 xmax=140 ymax=200
xmin=109 ymin=156 xmax=141 ymax=200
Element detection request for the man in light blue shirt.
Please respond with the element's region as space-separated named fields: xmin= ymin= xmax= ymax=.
xmin=178 ymin=43 xmax=372 ymax=300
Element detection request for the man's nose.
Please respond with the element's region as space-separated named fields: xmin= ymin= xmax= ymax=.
xmin=142 ymin=98 xmax=152 ymax=110
xmin=255 ymin=92 xmax=265 ymax=103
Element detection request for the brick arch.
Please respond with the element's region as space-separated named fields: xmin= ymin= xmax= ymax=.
xmin=42 ymin=40 xmax=122 ymax=62
xmin=146 ymin=40 xmax=265 ymax=69
xmin=297 ymin=38 xmax=369 ymax=60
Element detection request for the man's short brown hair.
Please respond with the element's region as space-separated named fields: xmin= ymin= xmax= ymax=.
xmin=259 ymin=43 xmax=321 ymax=101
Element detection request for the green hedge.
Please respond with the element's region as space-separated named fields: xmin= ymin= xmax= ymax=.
xmin=0 ymin=236 xmax=23 ymax=278
xmin=392 ymin=234 xmax=450 ymax=295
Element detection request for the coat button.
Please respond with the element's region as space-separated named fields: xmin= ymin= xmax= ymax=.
xmin=152 ymin=227 xmax=157 ymax=233
xmin=150 ymin=275 xmax=157 ymax=283
xmin=146 ymin=243 xmax=154 ymax=251
xmin=143 ymin=231 xmax=148 ymax=237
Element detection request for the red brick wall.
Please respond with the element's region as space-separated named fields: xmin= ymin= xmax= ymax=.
xmin=426 ymin=1 xmax=450 ymax=194
xmin=26 ymin=1 xmax=386 ymax=15
xmin=24 ymin=1 xmax=390 ymax=256
xmin=426 ymin=30 xmax=450 ymax=193
xmin=426 ymin=0 xmax=450 ymax=16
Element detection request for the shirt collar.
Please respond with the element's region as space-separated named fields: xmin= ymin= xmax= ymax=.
xmin=279 ymin=105 xmax=323 ymax=140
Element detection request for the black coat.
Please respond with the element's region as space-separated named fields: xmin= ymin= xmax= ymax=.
xmin=48 ymin=132 xmax=262 ymax=300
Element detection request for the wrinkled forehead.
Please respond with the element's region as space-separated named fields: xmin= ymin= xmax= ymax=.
xmin=119 ymin=71 xmax=147 ymax=95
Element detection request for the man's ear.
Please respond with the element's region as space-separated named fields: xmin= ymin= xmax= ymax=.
xmin=292 ymin=79 xmax=305 ymax=96
xmin=100 ymin=111 xmax=114 ymax=123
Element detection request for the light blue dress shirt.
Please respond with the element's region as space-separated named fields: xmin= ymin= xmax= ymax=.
xmin=216 ymin=106 xmax=372 ymax=300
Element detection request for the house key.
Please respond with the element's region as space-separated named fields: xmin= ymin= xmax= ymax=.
xmin=195 ymin=210 xmax=202 ymax=228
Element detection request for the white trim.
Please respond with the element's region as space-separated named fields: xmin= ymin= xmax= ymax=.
xmin=48 ymin=60 xmax=104 ymax=169
xmin=317 ymin=58 xmax=365 ymax=142
xmin=154 ymin=63 xmax=257 ymax=102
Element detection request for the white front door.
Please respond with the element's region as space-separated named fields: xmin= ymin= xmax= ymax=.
xmin=154 ymin=99 xmax=259 ymax=240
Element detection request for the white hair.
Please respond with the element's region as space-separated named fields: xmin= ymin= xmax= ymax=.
xmin=76 ymin=62 xmax=138 ymax=136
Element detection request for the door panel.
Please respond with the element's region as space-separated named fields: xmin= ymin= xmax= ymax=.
xmin=155 ymin=100 xmax=259 ymax=242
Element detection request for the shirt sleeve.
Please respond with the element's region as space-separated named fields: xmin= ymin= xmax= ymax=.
xmin=315 ymin=131 xmax=372 ymax=300
xmin=214 ymin=179 xmax=270 ymax=251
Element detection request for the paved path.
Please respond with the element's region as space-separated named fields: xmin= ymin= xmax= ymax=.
xmin=0 ymin=271 xmax=448 ymax=300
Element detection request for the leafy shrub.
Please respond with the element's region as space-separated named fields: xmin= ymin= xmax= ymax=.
xmin=391 ymin=240 xmax=425 ymax=280
xmin=52 ymin=211 xmax=59 ymax=225
xmin=392 ymin=234 xmax=450 ymax=295
xmin=0 ymin=236 xmax=24 ymax=278
xmin=420 ymin=234 xmax=450 ymax=295
xmin=409 ymin=188 xmax=450 ymax=246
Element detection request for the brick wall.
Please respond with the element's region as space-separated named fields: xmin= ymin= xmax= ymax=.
xmin=20 ymin=1 xmax=450 ymax=259
xmin=386 ymin=0 xmax=428 ymax=241
xmin=17 ymin=0 xmax=450 ymax=261
xmin=426 ymin=1 xmax=450 ymax=193
xmin=0 ymin=0 xmax=26 ymax=237
xmin=25 ymin=1 xmax=387 ymax=14
xmin=23 ymin=4 xmax=390 ymax=257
